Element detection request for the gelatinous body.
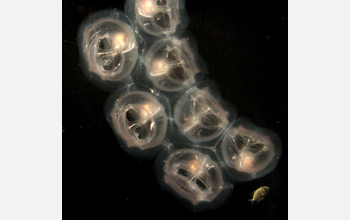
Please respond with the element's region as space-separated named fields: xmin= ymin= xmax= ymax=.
xmin=219 ymin=123 xmax=281 ymax=181
xmin=163 ymin=149 xmax=225 ymax=205
xmin=109 ymin=91 xmax=167 ymax=150
xmin=221 ymin=125 xmax=275 ymax=174
xmin=128 ymin=0 xmax=180 ymax=36
xmin=79 ymin=10 xmax=139 ymax=90
xmin=174 ymin=87 xmax=229 ymax=142
xmin=144 ymin=37 xmax=200 ymax=92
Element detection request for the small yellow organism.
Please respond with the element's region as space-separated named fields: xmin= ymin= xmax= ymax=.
xmin=248 ymin=186 xmax=270 ymax=204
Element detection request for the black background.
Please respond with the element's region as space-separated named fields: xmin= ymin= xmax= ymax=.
xmin=63 ymin=0 xmax=287 ymax=219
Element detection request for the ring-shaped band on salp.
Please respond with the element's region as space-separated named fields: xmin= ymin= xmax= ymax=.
xmin=78 ymin=9 xmax=140 ymax=92
xmin=125 ymin=0 xmax=189 ymax=40
xmin=216 ymin=118 xmax=282 ymax=182
xmin=105 ymin=83 xmax=170 ymax=159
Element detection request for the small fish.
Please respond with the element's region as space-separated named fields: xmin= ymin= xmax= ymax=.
xmin=248 ymin=186 xmax=270 ymax=204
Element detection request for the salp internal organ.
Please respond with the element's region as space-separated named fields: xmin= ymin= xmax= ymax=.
xmin=78 ymin=0 xmax=282 ymax=211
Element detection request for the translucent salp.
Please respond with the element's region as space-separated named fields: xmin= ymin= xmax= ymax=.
xmin=163 ymin=148 xmax=226 ymax=205
xmin=106 ymin=90 xmax=168 ymax=151
xmin=125 ymin=0 xmax=189 ymax=38
xmin=218 ymin=119 xmax=282 ymax=181
xmin=144 ymin=37 xmax=200 ymax=92
xmin=78 ymin=9 xmax=139 ymax=91
xmin=173 ymin=87 xmax=229 ymax=143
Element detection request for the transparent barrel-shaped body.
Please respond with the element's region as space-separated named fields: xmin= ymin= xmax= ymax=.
xmin=163 ymin=149 xmax=225 ymax=205
xmin=174 ymin=87 xmax=229 ymax=142
xmin=128 ymin=0 xmax=181 ymax=36
xmin=79 ymin=10 xmax=139 ymax=88
xmin=109 ymin=91 xmax=168 ymax=150
xmin=144 ymin=37 xmax=200 ymax=92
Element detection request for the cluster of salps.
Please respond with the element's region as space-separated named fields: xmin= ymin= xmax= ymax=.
xmin=78 ymin=0 xmax=281 ymax=211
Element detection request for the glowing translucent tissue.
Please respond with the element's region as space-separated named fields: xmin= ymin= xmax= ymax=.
xmin=144 ymin=37 xmax=200 ymax=92
xmin=163 ymin=149 xmax=226 ymax=205
xmin=125 ymin=0 xmax=183 ymax=36
xmin=174 ymin=87 xmax=229 ymax=142
xmin=78 ymin=10 xmax=139 ymax=91
xmin=219 ymin=123 xmax=281 ymax=181
xmin=108 ymin=91 xmax=168 ymax=150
